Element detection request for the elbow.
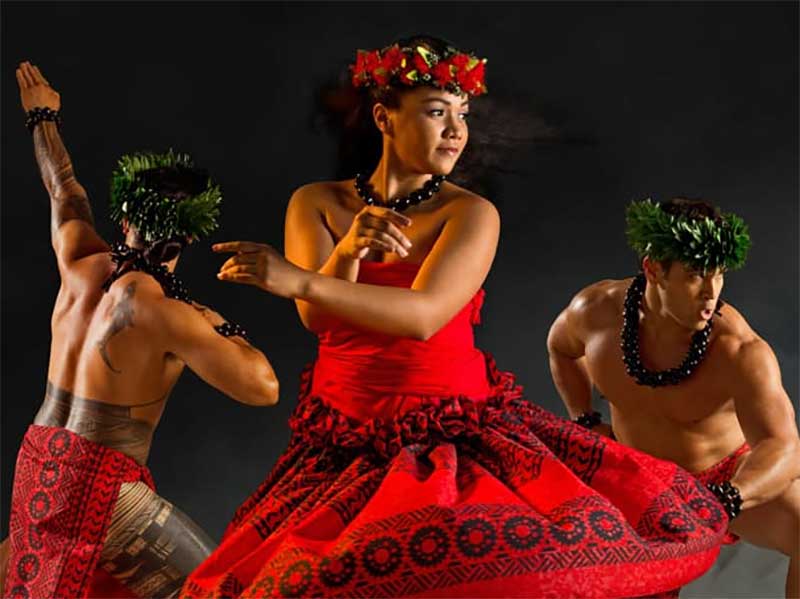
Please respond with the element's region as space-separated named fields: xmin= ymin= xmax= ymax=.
xmin=250 ymin=371 xmax=280 ymax=407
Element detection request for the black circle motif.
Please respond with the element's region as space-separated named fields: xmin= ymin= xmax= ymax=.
xmin=502 ymin=516 xmax=543 ymax=550
xmin=362 ymin=536 xmax=403 ymax=577
xmin=409 ymin=525 xmax=450 ymax=566
xmin=319 ymin=551 xmax=356 ymax=588
xmin=550 ymin=516 xmax=587 ymax=546
xmin=29 ymin=492 xmax=50 ymax=520
xmin=17 ymin=554 xmax=40 ymax=583
xmin=250 ymin=575 xmax=274 ymax=596
xmin=47 ymin=430 xmax=71 ymax=456
xmin=456 ymin=519 xmax=496 ymax=557
xmin=659 ymin=510 xmax=696 ymax=535
xmin=689 ymin=497 xmax=724 ymax=528
xmin=9 ymin=585 xmax=29 ymax=599
xmin=28 ymin=524 xmax=43 ymax=550
xmin=589 ymin=510 xmax=625 ymax=542
xmin=278 ymin=560 xmax=312 ymax=597
xmin=39 ymin=461 xmax=60 ymax=488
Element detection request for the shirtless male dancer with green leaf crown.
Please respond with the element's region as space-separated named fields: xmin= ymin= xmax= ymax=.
xmin=1 ymin=61 xmax=279 ymax=599
xmin=547 ymin=198 xmax=800 ymax=597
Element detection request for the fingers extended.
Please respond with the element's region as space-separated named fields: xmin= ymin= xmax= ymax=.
xmin=15 ymin=69 xmax=26 ymax=89
xmin=217 ymin=272 xmax=259 ymax=286
xmin=18 ymin=62 xmax=35 ymax=87
xmin=212 ymin=241 xmax=266 ymax=254
xmin=31 ymin=64 xmax=49 ymax=86
xmin=362 ymin=206 xmax=412 ymax=228
xmin=361 ymin=230 xmax=408 ymax=257
xmin=219 ymin=264 xmax=259 ymax=276
xmin=220 ymin=253 xmax=259 ymax=271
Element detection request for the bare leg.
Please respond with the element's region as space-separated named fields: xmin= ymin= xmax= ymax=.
xmin=99 ymin=481 xmax=217 ymax=598
xmin=730 ymin=479 xmax=800 ymax=598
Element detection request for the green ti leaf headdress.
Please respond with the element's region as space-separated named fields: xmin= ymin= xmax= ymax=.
xmin=625 ymin=199 xmax=751 ymax=272
xmin=109 ymin=150 xmax=222 ymax=243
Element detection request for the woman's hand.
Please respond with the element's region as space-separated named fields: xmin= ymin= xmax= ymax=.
xmin=335 ymin=205 xmax=413 ymax=260
xmin=16 ymin=61 xmax=60 ymax=112
xmin=215 ymin=241 xmax=308 ymax=299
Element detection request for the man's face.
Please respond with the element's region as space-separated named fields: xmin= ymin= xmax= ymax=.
xmin=653 ymin=261 xmax=725 ymax=331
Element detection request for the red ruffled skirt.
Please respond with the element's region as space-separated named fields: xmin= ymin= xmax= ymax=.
xmin=182 ymin=354 xmax=725 ymax=598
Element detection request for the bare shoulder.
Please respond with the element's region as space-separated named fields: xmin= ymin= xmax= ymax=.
xmin=712 ymin=302 xmax=774 ymax=374
xmin=288 ymin=180 xmax=354 ymax=212
xmin=111 ymin=272 xmax=186 ymax=328
xmin=568 ymin=278 xmax=628 ymax=327
xmin=438 ymin=182 xmax=499 ymax=225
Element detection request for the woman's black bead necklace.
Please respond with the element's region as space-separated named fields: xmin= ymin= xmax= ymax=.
xmin=621 ymin=273 xmax=713 ymax=387
xmin=354 ymin=174 xmax=445 ymax=212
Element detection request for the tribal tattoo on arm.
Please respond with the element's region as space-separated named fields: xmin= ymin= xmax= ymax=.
xmin=98 ymin=282 xmax=137 ymax=373
xmin=33 ymin=121 xmax=95 ymax=234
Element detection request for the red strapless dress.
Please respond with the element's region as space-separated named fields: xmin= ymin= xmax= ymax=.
xmin=182 ymin=262 xmax=726 ymax=598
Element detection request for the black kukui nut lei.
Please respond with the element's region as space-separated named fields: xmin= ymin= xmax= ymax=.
xmin=355 ymin=174 xmax=445 ymax=213
xmin=621 ymin=274 xmax=713 ymax=387
xmin=25 ymin=107 xmax=62 ymax=133
xmin=574 ymin=411 xmax=603 ymax=430
xmin=103 ymin=242 xmax=248 ymax=341
xmin=706 ymin=480 xmax=743 ymax=520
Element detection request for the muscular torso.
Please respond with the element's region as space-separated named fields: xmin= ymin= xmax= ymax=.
xmin=34 ymin=253 xmax=185 ymax=464
xmin=583 ymin=279 xmax=749 ymax=472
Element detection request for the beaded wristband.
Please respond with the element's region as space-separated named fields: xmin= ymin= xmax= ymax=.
xmin=25 ymin=107 xmax=62 ymax=133
xmin=214 ymin=322 xmax=249 ymax=340
xmin=574 ymin=410 xmax=603 ymax=429
xmin=706 ymin=480 xmax=743 ymax=520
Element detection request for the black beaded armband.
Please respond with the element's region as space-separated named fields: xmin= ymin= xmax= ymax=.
xmin=574 ymin=410 xmax=603 ymax=429
xmin=706 ymin=480 xmax=743 ymax=520
xmin=25 ymin=107 xmax=62 ymax=133
xmin=214 ymin=322 xmax=249 ymax=340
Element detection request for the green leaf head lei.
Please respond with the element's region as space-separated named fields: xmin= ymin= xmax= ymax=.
xmin=109 ymin=150 xmax=222 ymax=243
xmin=625 ymin=198 xmax=751 ymax=273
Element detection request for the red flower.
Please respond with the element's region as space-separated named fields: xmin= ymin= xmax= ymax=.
xmin=413 ymin=52 xmax=430 ymax=75
xmin=381 ymin=45 xmax=404 ymax=73
xmin=450 ymin=53 xmax=471 ymax=69
xmin=431 ymin=61 xmax=454 ymax=86
xmin=399 ymin=66 xmax=417 ymax=86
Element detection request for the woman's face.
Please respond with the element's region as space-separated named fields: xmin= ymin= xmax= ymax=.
xmin=379 ymin=87 xmax=470 ymax=175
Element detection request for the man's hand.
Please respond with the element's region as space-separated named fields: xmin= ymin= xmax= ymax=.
xmin=215 ymin=241 xmax=308 ymax=299
xmin=16 ymin=61 xmax=60 ymax=112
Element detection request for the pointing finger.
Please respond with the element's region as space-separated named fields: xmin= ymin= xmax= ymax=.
xmin=212 ymin=241 xmax=267 ymax=254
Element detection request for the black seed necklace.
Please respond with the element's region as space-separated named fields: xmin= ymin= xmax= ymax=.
xmin=354 ymin=174 xmax=445 ymax=212
xmin=621 ymin=274 xmax=713 ymax=387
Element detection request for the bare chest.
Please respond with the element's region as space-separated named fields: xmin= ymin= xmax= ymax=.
xmin=585 ymin=329 xmax=730 ymax=424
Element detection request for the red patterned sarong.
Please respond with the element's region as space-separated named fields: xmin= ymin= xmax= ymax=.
xmin=182 ymin=262 xmax=727 ymax=598
xmin=6 ymin=425 xmax=154 ymax=599
xmin=691 ymin=443 xmax=749 ymax=545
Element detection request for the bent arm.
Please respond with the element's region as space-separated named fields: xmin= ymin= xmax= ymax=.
xmin=294 ymin=198 xmax=499 ymax=340
xmin=547 ymin=293 xmax=594 ymax=419
xmin=159 ymin=300 xmax=279 ymax=406
xmin=731 ymin=340 xmax=800 ymax=509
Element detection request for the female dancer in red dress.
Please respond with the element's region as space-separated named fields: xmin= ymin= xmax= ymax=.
xmin=182 ymin=36 xmax=727 ymax=598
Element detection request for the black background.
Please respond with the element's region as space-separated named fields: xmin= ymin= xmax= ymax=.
xmin=2 ymin=2 xmax=797 ymax=595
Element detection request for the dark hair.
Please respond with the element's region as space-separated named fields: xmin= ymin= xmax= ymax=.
xmin=314 ymin=34 xmax=560 ymax=199
xmin=127 ymin=166 xmax=210 ymax=263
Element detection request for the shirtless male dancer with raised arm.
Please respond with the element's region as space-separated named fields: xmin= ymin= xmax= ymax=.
xmin=2 ymin=62 xmax=279 ymax=599
xmin=547 ymin=198 xmax=800 ymax=597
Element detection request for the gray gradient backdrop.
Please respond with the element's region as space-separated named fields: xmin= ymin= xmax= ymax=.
xmin=2 ymin=2 xmax=797 ymax=597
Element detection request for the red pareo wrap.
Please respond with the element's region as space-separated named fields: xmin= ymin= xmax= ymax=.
xmin=183 ymin=262 xmax=727 ymax=598
xmin=6 ymin=425 xmax=153 ymax=599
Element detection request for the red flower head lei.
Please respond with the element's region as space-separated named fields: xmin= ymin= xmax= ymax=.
xmin=351 ymin=43 xmax=488 ymax=97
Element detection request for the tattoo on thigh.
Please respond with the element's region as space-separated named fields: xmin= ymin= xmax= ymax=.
xmin=98 ymin=282 xmax=137 ymax=373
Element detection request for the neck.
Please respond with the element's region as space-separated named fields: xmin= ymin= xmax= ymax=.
xmin=123 ymin=238 xmax=181 ymax=273
xmin=641 ymin=281 xmax=695 ymax=344
xmin=368 ymin=148 xmax=432 ymax=203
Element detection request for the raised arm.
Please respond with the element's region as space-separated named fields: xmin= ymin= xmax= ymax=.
xmin=728 ymin=338 xmax=800 ymax=509
xmin=156 ymin=299 xmax=279 ymax=406
xmin=16 ymin=61 xmax=108 ymax=267
xmin=220 ymin=194 xmax=499 ymax=340
xmin=284 ymin=184 xmax=412 ymax=332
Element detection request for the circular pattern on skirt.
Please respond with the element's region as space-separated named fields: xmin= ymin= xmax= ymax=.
xmin=17 ymin=554 xmax=40 ymax=583
xmin=319 ymin=551 xmax=356 ymax=587
xmin=409 ymin=525 xmax=450 ymax=566
xmin=550 ymin=515 xmax=587 ymax=545
xmin=27 ymin=524 xmax=43 ymax=550
xmin=39 ymin=461 xmax=60 ymax=488
xmin=28 ymin=492 xmax=50 ymax=520
xmin=689 ymin=497 xmax=724 ymax=528
xmin=589 ymin=510 xmax=625 ymax=542
xmin=659 ymin=510 xmax=696 ymax=535
xmin=9 ymin=585 xmax=29 ymax=599
xmin=279 ymin=560 xmax=312 ymax=597
xmin=47 ymin=430 xmax=71 ymax=457
xmin=456 ymin=519 xmax=496 ymax=557
xmin=362 ymin=536 xmax=403 ymax=576
xmin=502 ymin=516 xmax=544 ymax=550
